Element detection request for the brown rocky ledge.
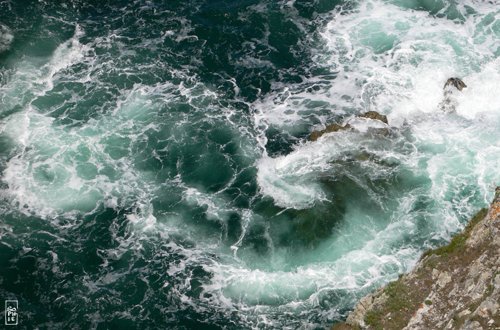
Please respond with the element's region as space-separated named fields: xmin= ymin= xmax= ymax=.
xmin=334 ymin=187 xmax=500 ymax=330
xmin=309 ymin=111 xmax=388 ymax=141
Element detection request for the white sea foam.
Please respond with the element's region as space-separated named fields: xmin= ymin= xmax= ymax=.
xmin=256 ymin=0 xmax=500 ymax=212
xmin=1 ymin=0 xmax=499 ymax=327
xmin=40 ymin=25 xmax=88 ymax=92
xmin=246 ymin=0 xmax=500 ymax=323
xmin=1 ymin=84 xmax=159 ymax=221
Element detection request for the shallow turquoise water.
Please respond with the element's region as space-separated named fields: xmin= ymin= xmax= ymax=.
xmin=0 ymin=0 xmax=499 ymax=328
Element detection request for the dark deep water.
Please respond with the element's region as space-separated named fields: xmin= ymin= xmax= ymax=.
xmin=1 ymin=0 xmax=499 ymax=328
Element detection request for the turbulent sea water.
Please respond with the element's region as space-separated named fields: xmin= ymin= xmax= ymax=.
xmin=0 ymin=0 xmax=499 ymax=328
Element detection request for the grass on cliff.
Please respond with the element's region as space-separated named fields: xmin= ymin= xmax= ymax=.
xmin=422 ymin=208 xmax=488 ymax=257
xmin=364 ymin=278 xmax=426 ymax=330
xmin=364 ymin=208 xmax=488 ymax=329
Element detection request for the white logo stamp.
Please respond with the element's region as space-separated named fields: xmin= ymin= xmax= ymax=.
xmin=5 ymin=300 xmax=18 ymax=326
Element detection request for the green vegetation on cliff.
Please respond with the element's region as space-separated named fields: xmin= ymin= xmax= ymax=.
xmin=333 ymin=204 xmax=496 ymax=330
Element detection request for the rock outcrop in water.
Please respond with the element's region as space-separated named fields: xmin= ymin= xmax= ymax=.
xmin=444 ymin=77 xmax=467 ymax=91
xmin=310 ymin=123 xmax=352 ymax=141
xmin=334 ymin=187 xmax=500 ymax=330
xmin=309 ymin=111 xmax=387 ymax=141
xmin=440 ymin=77 xmax=467 ymax=113
xmin=357 ymin=111 xmax=388 ymax=124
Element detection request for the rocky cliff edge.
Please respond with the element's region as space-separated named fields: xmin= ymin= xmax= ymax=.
xmin=335 ymin=187 xmax=500 ymax=330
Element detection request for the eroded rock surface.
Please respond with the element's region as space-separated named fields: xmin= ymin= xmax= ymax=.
xmin=309 ymin=111 xmax=387 ymax=141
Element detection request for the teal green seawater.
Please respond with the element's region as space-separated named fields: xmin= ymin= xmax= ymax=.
xmin=1 ymin=0 xmax=499 ymax=328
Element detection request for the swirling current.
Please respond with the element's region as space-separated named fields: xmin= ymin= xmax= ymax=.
xmin=0 ymin=0 xmax=499 ymax=328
